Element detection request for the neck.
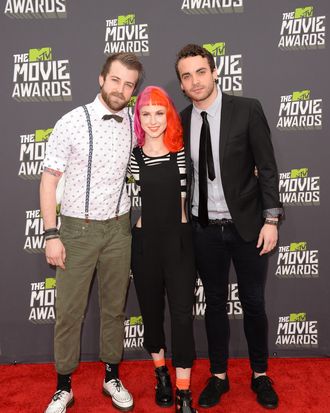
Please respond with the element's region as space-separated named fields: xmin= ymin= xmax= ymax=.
xmin=193 ymin=85 xmax=218 ymax=110
xmin=143 ymin=135 xmax=168 ymax=156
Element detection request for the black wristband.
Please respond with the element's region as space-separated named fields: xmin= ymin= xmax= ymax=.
xmin=45 ymin=234 xmax=60 ymax=241
xmin=44 ymin=227 xmax=59 ymax=236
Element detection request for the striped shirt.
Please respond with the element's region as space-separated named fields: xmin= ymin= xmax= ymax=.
xmin=129 ymin=148 xmax=187 ymax=197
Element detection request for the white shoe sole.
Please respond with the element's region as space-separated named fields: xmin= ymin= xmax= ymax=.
xmin=66 ymin=397 xmax=74 ymax=409
xmin=103 ymin=388 xmax=134 ymax=412
xmin=44 ymin=396 xmax=74 ymax=413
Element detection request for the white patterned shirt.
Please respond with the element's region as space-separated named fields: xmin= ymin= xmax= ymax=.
xmin=43 ymin=94 xmax=134 ymax=220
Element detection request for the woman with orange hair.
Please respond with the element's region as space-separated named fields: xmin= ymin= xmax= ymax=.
xmin=130 ymin=86 xmax=197 ymax=413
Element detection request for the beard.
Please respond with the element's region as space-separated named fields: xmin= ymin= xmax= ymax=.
xmin=101 ymin=88 xmax=129 ymax=112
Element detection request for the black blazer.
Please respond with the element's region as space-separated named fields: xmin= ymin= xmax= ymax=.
xmin=181 ymin=93 xmax=282 ymax=242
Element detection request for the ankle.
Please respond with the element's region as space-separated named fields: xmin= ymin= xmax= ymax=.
xmin=154 ymin=358 xmax=166 ymax=369
xmin=57 ymin=373 xmax=72 ymax=392
xmin=176 ymin=377 xmax=190 ymax=391
xmin=214 ymin=372 xmax=226 ymax=380
xmin=254 ymin=372 xmax=267 ymax=379
xmin=105 ymin=363 xmax=119 ymax=382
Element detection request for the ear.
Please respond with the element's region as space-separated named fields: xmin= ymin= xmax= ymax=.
xmin=99 ymin=74 xmax=104 ymax=88
xmin=212 ymin=68 xmax=218 ymax=81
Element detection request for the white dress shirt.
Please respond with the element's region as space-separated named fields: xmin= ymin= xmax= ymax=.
xmin=43 ymin=94 xmax=134 ymax=220
xmin=190 ymin=87 xmax=232 ymax=219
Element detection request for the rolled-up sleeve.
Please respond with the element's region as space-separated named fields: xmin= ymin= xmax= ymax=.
xmin=43 ymin=116 xmax=71 ymax=173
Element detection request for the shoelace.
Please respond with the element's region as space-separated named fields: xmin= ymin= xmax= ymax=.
xmin=256 ymin=376 xmax=274 ymax=390
xmin=52 ymin=390 xmax=68 ymax=401
xmin=112 ymin=378 xmax=122 ymax=392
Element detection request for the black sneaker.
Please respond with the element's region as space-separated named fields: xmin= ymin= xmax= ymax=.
xmin=251 ymin=375 xmax=279 ymax=409
xmin=198 ymin=375 xmax=229 ymax=408
xmin=176 ymin=389 xmax=197 ymax=413
xmin=155 ymin=366 xmax=173 ymax=407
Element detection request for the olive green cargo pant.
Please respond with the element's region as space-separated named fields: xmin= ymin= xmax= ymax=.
xmin=54 ymin=213 xmax=131 ymax=375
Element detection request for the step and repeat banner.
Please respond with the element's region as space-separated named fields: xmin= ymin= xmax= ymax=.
xmin=1 ymin=0 xmax=329 ymax=364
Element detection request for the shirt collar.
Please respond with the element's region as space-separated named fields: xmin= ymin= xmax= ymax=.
xmin=93 ymin=94 xmax=127 ymax=120
xmin=192 ymin=86 xmax=222 ymax=119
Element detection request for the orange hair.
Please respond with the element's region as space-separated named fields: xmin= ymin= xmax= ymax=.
xmin=134 ymin=86 xmax=183 ymax=152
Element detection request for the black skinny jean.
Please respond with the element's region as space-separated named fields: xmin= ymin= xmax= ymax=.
xmin=192 ymin=220 xmax=269 ymax=374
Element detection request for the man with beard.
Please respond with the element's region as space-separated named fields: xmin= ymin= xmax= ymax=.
xmin=175 ymin=44 xmax=282 ymax=410
xmin=40 ymin=53 xmax=143 ymax=413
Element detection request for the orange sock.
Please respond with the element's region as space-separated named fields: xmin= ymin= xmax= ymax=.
xmin=154 ymin=358 xmax=166 ymax=368
xmin=176 ymin=377 xmax=190 ymax=390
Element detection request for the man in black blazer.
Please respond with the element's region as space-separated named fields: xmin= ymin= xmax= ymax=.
xmin=175 ymin=44 xmax=282 ymax=410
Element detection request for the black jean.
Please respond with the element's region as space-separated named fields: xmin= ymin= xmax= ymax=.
xmin=192 ymin=220 xmax=269 ymax=374
xmin=131 ymin=224 xmax=197 ymax=368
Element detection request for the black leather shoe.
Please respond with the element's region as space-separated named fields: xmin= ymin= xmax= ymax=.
xmin=198 ymin=375 xmax=229 ymax=408
xmin=251 ymin=375 xmax=279 ymax=409
xmin=176 ymin=389 xmax=197 ymax=413
xmin=155 ymin=366 xmax=173 ymax=407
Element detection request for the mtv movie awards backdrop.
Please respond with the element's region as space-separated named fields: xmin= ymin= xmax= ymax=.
xmin=1 ymin=0 xmax=329 ymax=364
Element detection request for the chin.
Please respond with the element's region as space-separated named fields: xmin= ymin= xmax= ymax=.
xmin=109 ymin=101 xmax=127 ymax=111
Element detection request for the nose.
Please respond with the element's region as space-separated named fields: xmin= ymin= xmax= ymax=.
xmin=150 ymin=114 xmax=158 ymax=124
xmin=117 ymin=82 xmax=125 ymax=94
xmin=191 ymin=74 xmax=199 ymax=85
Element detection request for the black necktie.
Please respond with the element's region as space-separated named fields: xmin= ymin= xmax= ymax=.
xmin=198 ymin=111 xmax=215 ymax=227
xmin=102 ymin=114 xmax=123 ymax=123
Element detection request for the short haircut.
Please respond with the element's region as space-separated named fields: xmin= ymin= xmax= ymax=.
xmin=175 ymin=43 xmax=216 ymax=80
xmin=134 ymin=86 xmax=183 ymax=152
xmin=100 ymin=52 xmax=144 ymax=86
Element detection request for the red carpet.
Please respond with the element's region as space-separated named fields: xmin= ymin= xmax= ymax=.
xmin=0 ymin=358 xmax=329 ymax=412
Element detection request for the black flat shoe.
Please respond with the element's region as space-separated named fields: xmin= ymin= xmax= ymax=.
xmin=155 ymin=366 xmax=173 ymax=407
xmin=198 ymin=375 xmax=229 ymax=408
xmin=251 ymin=375 xmax=279 ymax=409
xmin=176 ymin=389 xmax=197 ymax=413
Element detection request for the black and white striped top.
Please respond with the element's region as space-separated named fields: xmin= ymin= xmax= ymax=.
xmin=129 ymin=148 xmax=187 ymax=198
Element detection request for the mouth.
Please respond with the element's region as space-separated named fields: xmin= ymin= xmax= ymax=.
xmin=148 ymin=126 xmax=160 ymax=132
xmin=191 ymin=87 xmax=204 ymax=93
xmin=111 ymin=92 xmax=125 ymax=100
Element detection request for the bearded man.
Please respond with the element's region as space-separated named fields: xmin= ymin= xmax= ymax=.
xmin=40 ymin=53 xmax=143 ymax=413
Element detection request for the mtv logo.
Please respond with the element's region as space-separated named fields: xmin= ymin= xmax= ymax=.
xmin=290 ymin=242 xmax=307 ymax=252
xmin=289 ymin=313 xmax=306 ymax=322
xmin=203 ymin=42 xmax=226 ymax=56
xmin=290 ymin=168 xmax=308 ymax=178
xmin=294 ymin=6 xmax=313 ymax=19
xmin=292 ymin=90 xmax=310 ymax=101
xmin=127 ymin=175 xmax=135 ymax=184
xmin=35 ymin=129 xmax=53 ymax=142
xmin=118 ymin=14 xmax=135 ymax=25
xmin=45 ymin=277 xmax=56 ymax=289
xmin=130 ymin=315 xmax=143 ymax=325
xmin=29 ymin=47 xmax=52 ymax=62
xmin=128 ymin=96 xmax=137 ymax=107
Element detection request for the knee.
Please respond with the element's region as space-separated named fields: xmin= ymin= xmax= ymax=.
xmin=205 ymin=291 xmax=228 ymax=312
xmin=55 ymin=302 xmax=84 ymax=326
xmin=173 ymin=312 xmax=194 ymax=328
xmin=240 ymin=296 xmax=266 ymax=317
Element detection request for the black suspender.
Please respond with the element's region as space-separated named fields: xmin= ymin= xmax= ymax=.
xmin=82 ymin=105 xmax=133 ymax=221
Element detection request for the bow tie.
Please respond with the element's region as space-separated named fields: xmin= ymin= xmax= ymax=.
xmin=102 ymin=114 xmax=123 ymax=123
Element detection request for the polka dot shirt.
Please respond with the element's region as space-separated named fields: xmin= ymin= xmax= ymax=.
xmin=43 ymin=95 xmax=135 ymax=220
